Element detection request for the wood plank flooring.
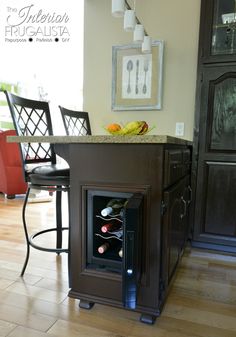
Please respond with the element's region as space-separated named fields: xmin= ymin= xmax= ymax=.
xmin=0 ymin=193 xmax=236 ymax=337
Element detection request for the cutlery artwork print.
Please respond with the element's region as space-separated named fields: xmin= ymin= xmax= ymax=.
xmin=124 ymin=56 xmax=151 ymax=98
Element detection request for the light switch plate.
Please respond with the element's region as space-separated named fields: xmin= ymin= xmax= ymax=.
xmin=175 ymin=122 xmax=185 ymax=136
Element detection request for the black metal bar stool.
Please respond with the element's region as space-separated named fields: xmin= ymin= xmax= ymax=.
xmin=59 ymin=106 xmax=91 ymax=136
xmin=4 ymin=91 xmax=70 ymax=276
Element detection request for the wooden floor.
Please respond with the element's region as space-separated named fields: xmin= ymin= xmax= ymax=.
xmin=0 ymin=194 xmax=236 ymax=337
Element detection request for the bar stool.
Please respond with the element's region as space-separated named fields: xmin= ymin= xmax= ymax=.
xmin=4 ymin=91 xmax=70 ymax=276
xmin=59 ymin=106 xmax=92 ymax=136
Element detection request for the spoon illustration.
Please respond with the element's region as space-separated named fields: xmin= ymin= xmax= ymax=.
xmin=143 ymin=61 xmax=149 ymax=94
xmin=135 ymin=60 xmax=139 ymax=95
xmin=127 ymin=60 xmax=133 ymax=94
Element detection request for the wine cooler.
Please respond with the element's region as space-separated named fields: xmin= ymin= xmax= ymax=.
xmin=86 ymin=190 xmax=143 ymax=309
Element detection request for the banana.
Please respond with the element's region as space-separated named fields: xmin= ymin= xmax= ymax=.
xmin=118 ymin=121 xmax=145 ymax=135
xmin=138 ymin=121 xmax=149 ymax=134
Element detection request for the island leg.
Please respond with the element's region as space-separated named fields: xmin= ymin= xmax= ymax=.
xmin=79 ymin=299 xmax=95 ymax=310
xmin=140 ymin=313 xmax=156 ymax=324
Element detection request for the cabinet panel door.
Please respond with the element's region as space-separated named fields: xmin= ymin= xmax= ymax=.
xmin=200 ymin=0 xmax=236 ymax=63
xmin=163 ymin=181 xmax=184 ymax=284
xmin=193 ymin=65 xmax=236 ymax=248
xmin=197 ymin=66 xmax=236 ymax=153
xmin=208 ymin=75 xmax=236 ymax=151
xmin=200 ymin=162 xmax=236 ymax=238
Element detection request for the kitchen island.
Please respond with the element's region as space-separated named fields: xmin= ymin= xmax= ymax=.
xmin=8 ymin=135 xmax=192 ymax=324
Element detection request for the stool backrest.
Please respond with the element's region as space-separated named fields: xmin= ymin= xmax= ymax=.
xmin=59 ymin=106 xmax=92 ymax=136
xmin=4 ymin=91 xmax=56 ymax=176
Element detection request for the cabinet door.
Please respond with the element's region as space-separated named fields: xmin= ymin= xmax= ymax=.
xmin=193 ymin=65 xmax=236 ymax=249
xmin=200 ymin=0 xmax=236 ymax=63
xmin=180 ymin=175 xmax=192 ymax=250
xmin=122 ymin=193 xmax=143 ymax=309
xmin=162 ymin=179 xmax=185 ymax=284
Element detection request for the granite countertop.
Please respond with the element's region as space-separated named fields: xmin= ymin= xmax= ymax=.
xmin=7 ymin=135 xmax=192 ymax=145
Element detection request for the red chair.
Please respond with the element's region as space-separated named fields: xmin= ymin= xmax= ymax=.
xmin=0 ymin=130 xmax=27 ymax=198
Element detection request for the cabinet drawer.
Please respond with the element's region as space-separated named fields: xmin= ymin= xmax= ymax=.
xmin=164 ymin=150 xmax=183 ymax=188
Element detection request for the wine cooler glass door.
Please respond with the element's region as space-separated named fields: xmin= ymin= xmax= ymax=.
xmin=122 ymin=193 xmax=143 ymax=309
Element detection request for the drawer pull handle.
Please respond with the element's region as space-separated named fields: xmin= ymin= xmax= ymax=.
xmin=188 ymin=185 xmax=192 ymax=205
xmin=180 ymin=196 xmax=187 ymax=219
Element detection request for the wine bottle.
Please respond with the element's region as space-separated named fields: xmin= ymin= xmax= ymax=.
xmin=97 ymin=239 xmax=121 ymax=254
xmin=97 ymin=242 xmax=110 ymax=254
xmin=101 ymin=198 xmax=127 ymax=217
xmin=101 ymin=222 xmax=121 ymax=233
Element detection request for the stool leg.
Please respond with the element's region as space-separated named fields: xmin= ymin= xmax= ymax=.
xmin=67 ymin=191 xmax=71 ymax=287
xmin=56 ymin=188 xmax=62 ymax=250
xmin=21 ymin=187 xmax=31 ymax=276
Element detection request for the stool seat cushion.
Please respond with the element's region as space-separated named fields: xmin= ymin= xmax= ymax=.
xmin=29 ymin=164 xmax=70 ymax=186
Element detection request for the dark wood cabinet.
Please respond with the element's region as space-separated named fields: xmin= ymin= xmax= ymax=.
xmin=59 ymin=141 xmax=192 ymax=324
xmin=199 ymin=0 xmax=236 ymax=63
xmin=193 ymin=0 xmax=236 ymax=252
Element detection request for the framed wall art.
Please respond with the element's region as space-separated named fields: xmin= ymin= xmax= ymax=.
xmin=112 ymin=40 xmax=164 ymax=111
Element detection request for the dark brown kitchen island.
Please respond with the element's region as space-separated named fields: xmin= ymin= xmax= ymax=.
xmin=8 ymin=135 xmax=192 ymax=324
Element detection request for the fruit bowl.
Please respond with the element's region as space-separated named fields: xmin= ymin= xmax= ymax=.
xmin=105 ymin=121 xmax=152 ymax=136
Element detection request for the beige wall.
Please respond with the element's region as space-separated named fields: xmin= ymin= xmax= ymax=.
xmin=83 ymin=0 xmax=201 ymax=140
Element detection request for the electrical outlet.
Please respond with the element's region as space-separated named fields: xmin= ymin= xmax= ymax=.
xmin=175 ymin=122 xmax=185 ymax=136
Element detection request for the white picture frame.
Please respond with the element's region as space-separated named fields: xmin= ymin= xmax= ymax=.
xmin=112 ymin=40 xmax=164 ymax=111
